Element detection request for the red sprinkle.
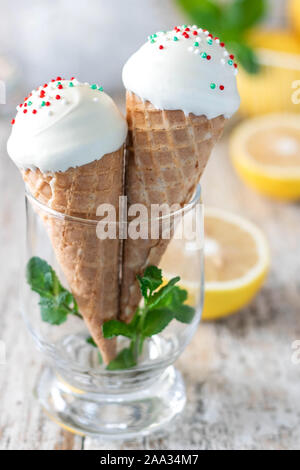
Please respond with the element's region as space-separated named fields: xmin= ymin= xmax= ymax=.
xmin=11 ymin=119 xmax=15 ymax=125
xmin=70 ymin=77 xmax=75 ymax=80
xmin=234 ymin=63 xmax=238 ymax=68
xmin=58 ymin=84 xmax=63 ymax=89
xmin=24 ymin=102 xmax=27 ymax=107
xmin=46 ymin=101 xmax=51 ymax=106
xmin=214 ymin=37 xmax=219 ymax=40
xmin=183 ymin=33 xmax=189 ymax=38
xmin=40 ymin=91 xmax=46 ymax=98
xmin=51 ymin=79 xmax=55 ymax=82
xmin=56 ymin=94 xmax=61 ymax=100
xmin=56 ymin=76 xmax=62 ymax=81
xmin=19 ymin=103 xmax=23 ymax=108
xmin=203 ymin=29 xmax=207 ymax=32
xmin=193 ymin=31 xmax=198 ymax=36
xmin=185 ymin=27 xmax=190 ymax=31
xmin=230 ymin=54 xmax=234 ymax=60
xmin=206 ymin=55 xmax=211 ymax=60
xmin=32 ymin=109 xmax=37 ymax=114
xmin=159 ymin=45 xmax=164 ymax=50
xmin=43 ymin=83 xmax=48 ymax=88
xmin=219 ymin=85 xmax=224 ymax=91
xmin=220 ymin=42 xmax=225 ymax=47
xmin=208 ymin=34 xmax=213 ymax=38
xmin=23 ymin=109 xmax=27 ymax=114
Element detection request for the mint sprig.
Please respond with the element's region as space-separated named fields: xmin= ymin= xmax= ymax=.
xmin=176 ymin=0 xmax=267 ymax=73
xmin=27 ymin=257 xmax=82 ymax=325
xmin=103 ymin=266 xmax=195 ymax=370
xmin=26 ymin=259 xmax=196 ymax=371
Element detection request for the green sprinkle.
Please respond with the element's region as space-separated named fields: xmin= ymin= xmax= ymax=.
xmin=152 ymin=33 xmax=157 ymax=38
xmin=173 ymin=36 xmax=178 ymax=41
xmin=183 ymin=24 xmax=187 ymax=28
xmin=194 ymin=42 xmax=199 ymax=47
xmin=151 ymin=39 xmax=155 ymax=43
xmin=69 ymin=82 xmax=74 ymax=87
xmin=98 ymin=86 xmax=103 ymax=92
xmin=228 ymin=60 xmax=233 ymax=66
xmin=27 ymin=101 xmax=32 ymax=106
xmin=207 ymin=39 xmax=213 ymax=45
xmin=41 ymin=101 xmax=46 ymax=107
xmin=210 ymin=83 xmax=216 ymax=89
xmin=56 ymin=82 xmax=61 ymax=86
xmin=90 ymin=84 xmax=97 ymax=90
xmin=201 ymin=52 xmax=207 ymax=59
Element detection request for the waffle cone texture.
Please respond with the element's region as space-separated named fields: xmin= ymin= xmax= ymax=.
xmin=23 ymin=148 xmax=124 ymax=364
xmin=120 ymin=91 xmax=226 ymax=320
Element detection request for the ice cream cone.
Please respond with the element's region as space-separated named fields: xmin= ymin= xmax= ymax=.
xmin=7 ymin=79 xmax=128 ymax=364
xmin=23 ymin=149 xmax=124 ymax=363
xmin=120 ymin=91 xmax=225 ymax=320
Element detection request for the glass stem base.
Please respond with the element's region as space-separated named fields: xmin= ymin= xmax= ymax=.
xmin=34 ymin=364 xmax=186 ymax=440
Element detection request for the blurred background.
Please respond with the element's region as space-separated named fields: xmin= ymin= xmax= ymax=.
xmin=1 ymin=0 xmax=300 ymax=450
xmin=0 ymin=0 xmax=292 ymax=102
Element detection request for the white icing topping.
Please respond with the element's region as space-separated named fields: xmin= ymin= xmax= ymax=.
xmin=122 ymin=26 xmax=240 ymax=119
xmin=7 ymin=79 xmax=127 ymax=172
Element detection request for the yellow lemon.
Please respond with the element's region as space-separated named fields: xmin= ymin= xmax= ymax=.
xmin=237 ymin=29 xmax=300 ymax=116
xmin=160 ymin=208 xmax=269 ymax=321
xmin=230 ymin=113 xmax=300 ymax=200
xmin=289 ymin=0 xmax=300 ymax=37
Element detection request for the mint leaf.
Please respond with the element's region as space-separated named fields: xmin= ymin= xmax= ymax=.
xmin=176 ymin=0 xmax=223 ymax=33
xmin=27 ymin=257 xmax=56 ymax=297
xmin=137 ymin=266 xmax=163 ymax=299
xmin=174 ymin=304 xmax=195 ymax=324
xmin=229 ymin=40 xmax=260 ymax=74
xmin=223 ymin=0 xmax=266 ymax=31
xmin=103 ymin=319 xmax=135 ymax=339
xmin=39 ymin=297 xmax=69 ymax=325
xmin=176 ymin=0 xmax=267 ymax=74
xmin=106 ymin=347 xmax=137 ymax=370
xmin=148 ymin=277 xmax=180 ymax=310
xmin=26 ymin=257 xmax=82 ymax=325
xmin=142 ymin=307 xmax=174 ymax=337
xmin=86 ymin=336 xmax=97 ymax=348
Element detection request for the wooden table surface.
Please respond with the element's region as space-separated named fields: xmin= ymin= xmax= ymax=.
xmin=1 ymin=114 xmax=300 ymax=450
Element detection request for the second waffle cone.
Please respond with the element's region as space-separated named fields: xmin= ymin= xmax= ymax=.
xmin=120 ymin=91 xmax=225 ymax=321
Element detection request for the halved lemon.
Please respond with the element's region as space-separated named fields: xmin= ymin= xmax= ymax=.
xmin=237 ymin=29 xmax=300 ymax=116
xmin=230 ymin=114 xmax=300 ymax=201
xmin=289 ymin=0 xmax=300 ymax=38
xmin=160 ymin=208 xmax=270 ymax=321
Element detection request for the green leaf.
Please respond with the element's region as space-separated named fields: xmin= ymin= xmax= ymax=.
xmin=176 ymin=0 xmax=266 ymax=74
xmin=223 ymin=0 xmax=266 ymax=32
xmin=229 ymin=40 xmax=260 ymax=74
xmin=26 ymin=257 xmax=81 ymax=325
xmin=176 ymin=0 xmax=223 ymax=33
xmin=148 ymin=277 xmax=180 ymax=310
xmin=27 ymin=257 xmax=56 ymax=297
xmin=86 ymin=336 xmax=97 ymax=347
xmin=106 ymin=347 xmax=137 ymax=370
xmin=142 ymin=308 xmax=174 ymax=337
xmin=137 ymin=265 xmax=163 ymax=299
xmin=103 ymin=319 xmax=135 ymax=339
xmin=174 ymin=304 xmax=195 ymax=324
xmin=39 ymin=297 xmax=69 ymax=325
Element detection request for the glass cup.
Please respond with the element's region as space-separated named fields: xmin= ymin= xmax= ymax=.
xmin=20 ymin=185 xmax=204 ymax=439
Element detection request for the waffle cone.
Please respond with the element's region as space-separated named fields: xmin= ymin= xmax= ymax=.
xmin=23 ymin=148 xmax=124 ymax=364
xmin=120 ymin=91 xmax=225 ymax=320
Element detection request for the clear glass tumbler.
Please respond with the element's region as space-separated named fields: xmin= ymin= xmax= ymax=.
xmin=20 ymin=186 xmax=204 ymax=439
